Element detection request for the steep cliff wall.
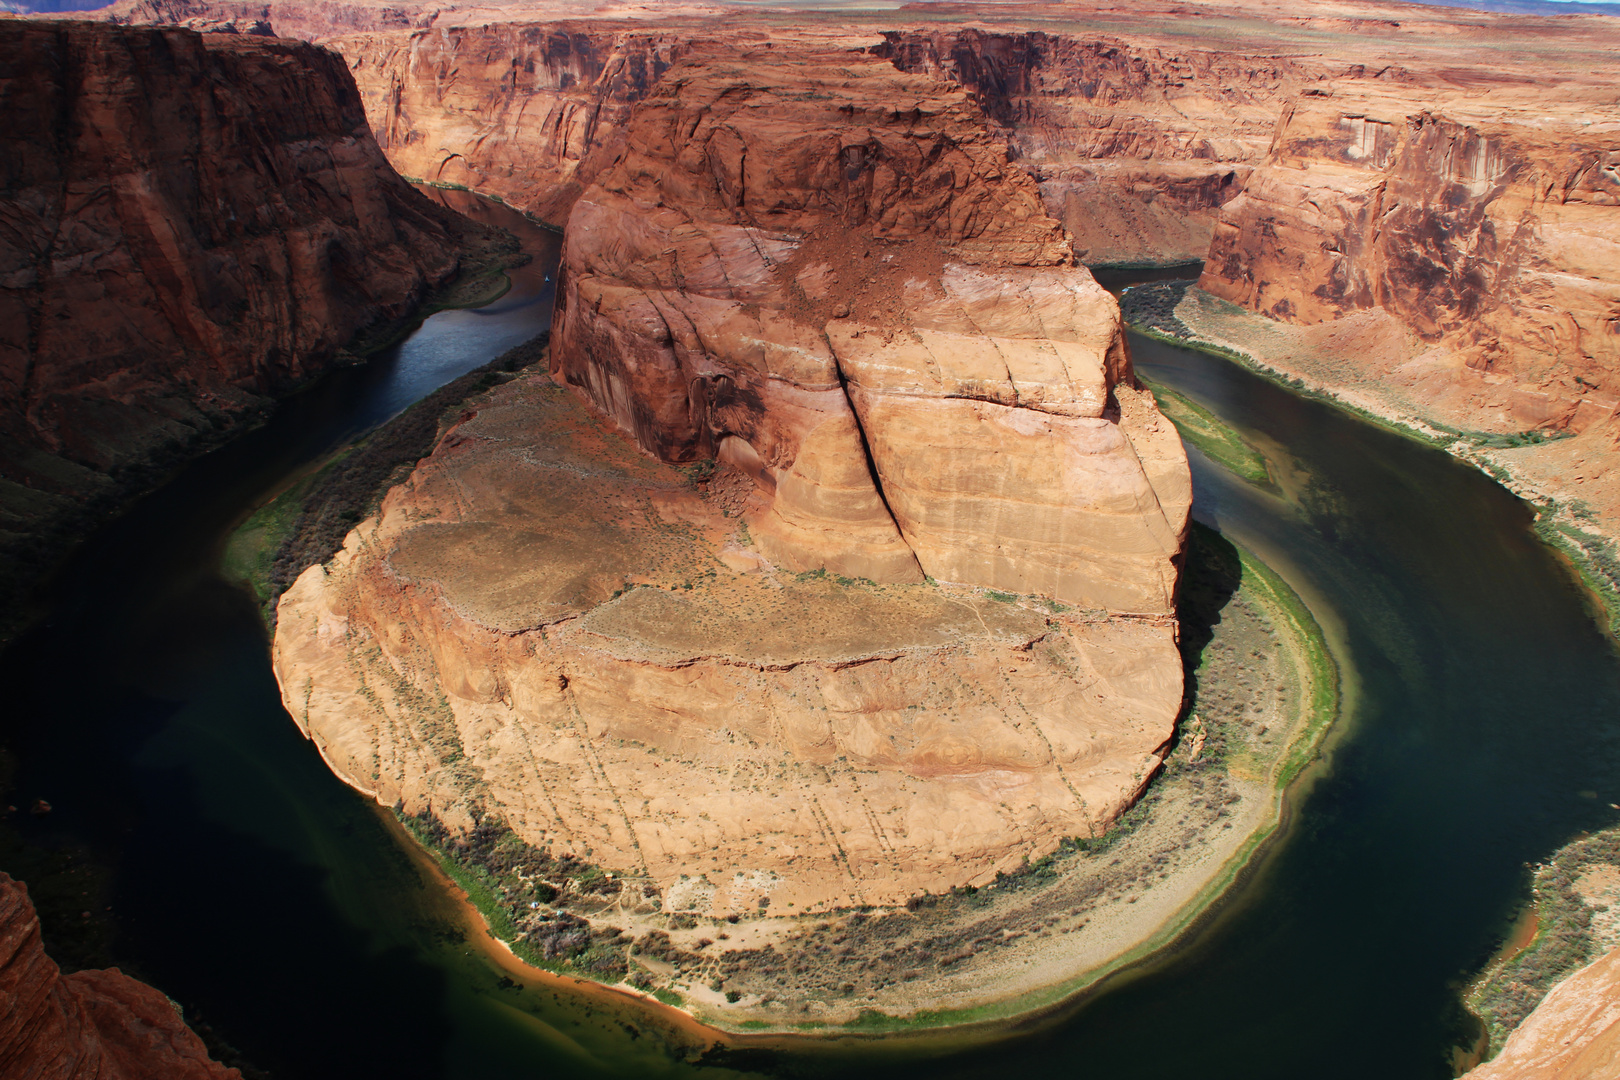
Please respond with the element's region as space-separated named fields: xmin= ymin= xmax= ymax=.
xmin=100 ymin=0 xmax=439 ymax=39
xmin=551 ymin=47 xmax=1190 ymax=610
xmin=0 ymin=20 xmax=485 ymax=617
xmin=327 ymin=22 xmax=1292 ymax=262
xmin=0 ymin=872 xmax=239 ymax=1079
xmin=273 ymin=373 xmax=1184 ymax=913
xmin=870 ymin=28 xmax=1303 ymax=264
xmin=1201 ymin=93 xmax=1620 ymax=431
xmin=335 ymin=23 xmax=693 ymax=225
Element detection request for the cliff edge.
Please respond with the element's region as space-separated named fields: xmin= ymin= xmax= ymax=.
xmin=272 ymin=47 xmax=1190 ymax=918
xmin=0 ymin=872 xmax=239 ymax=1080
xmin=0 ymin=20 xmax=493 ymax=625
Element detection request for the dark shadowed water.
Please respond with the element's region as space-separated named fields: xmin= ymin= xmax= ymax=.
xmin=2 ymin=232 xmax=1617 ymax=1079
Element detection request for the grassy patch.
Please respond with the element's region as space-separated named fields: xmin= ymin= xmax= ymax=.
xmin=227 ymin=333 xmax=551 ymax=623
xmin=1467 ymin=826 xmax=1620 ymax=1057
xmin=1534 ymin=504 xmax=1620 ymax=639
xmin=1139 ymin=374 xmax=1271 ymax=486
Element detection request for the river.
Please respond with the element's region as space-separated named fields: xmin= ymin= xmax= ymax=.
xmin=2 ymin=205 xmax=1618 ymax=1079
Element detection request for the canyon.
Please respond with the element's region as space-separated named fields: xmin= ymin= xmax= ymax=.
xmin=0 ymin=19 xmax=507 ymax=626
xmin=263 ymin=0 xmax=1620 ymax=1053
xmin=3 ymin=0 xmax=1618 ymax=1067
xmin=0 ymin=872 xmax=237 ymax=1079
xmin=276 ymin=1 xmax=1620 ymax=553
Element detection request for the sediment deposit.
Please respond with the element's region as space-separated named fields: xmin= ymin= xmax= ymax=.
xmin=0 ymin=872 xmax=239 ymax=1079
xmin=0 ymin=20 xmax=498 ymax=616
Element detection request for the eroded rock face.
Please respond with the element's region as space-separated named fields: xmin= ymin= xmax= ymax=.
xmin=100 ymin=0 xmax=439 ymax=40
xmin=0 ymin=20 xmax=474 ymax=602
xmin=1201 ymin=93 xmax=1620 ymax=431
xmin=337 ymin=24 xmax=694 ymax=225
xmin=0 ymin=872 xmax=239 ymax=1079
xmin=1466 ymin=945 xmax=1620 ymax=1080
xmin=273 ymin=371 xmax=1184 ymax=913
xmin=871 ymin=28 xmax=1289 ymax=265
xmin=551 ymin=48 xmax=1191 ymax=612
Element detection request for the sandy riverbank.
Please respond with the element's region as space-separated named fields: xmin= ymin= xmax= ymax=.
xmin=1151 ymin=285 xmax=1620 ymax=636
xmin=388 ymin=524 xmax=1340 ymax=1036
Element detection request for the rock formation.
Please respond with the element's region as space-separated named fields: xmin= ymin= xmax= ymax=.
xmin=0 ymin=20 xmax=486 ymax=615
xmin=870 ymin=28 xmax=1288 ymax=265
xmin=1201 ymin=91 xmax=1620 ymax=433
xmin=337 ymin=24 xmax=695 ymax=225
xmin=0 ymin=871 xmax=239 ymax=1079
xmin=273 ymin=47 xmax=1191 ymax=914
xmin=1465 ymin=944 xmax=1620 ymax=1080
xmin=551 ymin=48 xmax=1190 ymax=610
xmin=293 ymin=6 xmax=1620 ymax=529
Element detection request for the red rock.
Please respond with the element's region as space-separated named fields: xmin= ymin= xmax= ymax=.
xmin=549 ymin=46 xmax=1189 ymax=610
xmin=1465 ymin=944 xmax=1620 ymax=1080
xmin=1200 ymin=94 xmax=1620 ymax=428
xmin=0 ymin=871 xmax=239 ymax=1080
xmin=0 ymin=20 xmax=476 ymax=606
xmin=336 ymin=23 xmax=696 ymax=226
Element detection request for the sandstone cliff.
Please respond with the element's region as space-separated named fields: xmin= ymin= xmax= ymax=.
xmin=1201 ymin=92 xmax=1620 ymax=433
xmin=273 ymin=367 xmax=1185 ymax=914
xmin=0 ymin=871 xmax=239 ymax=1080
xmin=335 ymin=24 xmax=696 ymax=226
xmin=0 ymin=21 xmax=484 ymax=620
xmin=551 ymin=48 xmax=1190 ymax=610
xmin=871 ymin=28 xmax=1291 ymax=265
xmin=274 ymin=47 xmax=1190 ymax=915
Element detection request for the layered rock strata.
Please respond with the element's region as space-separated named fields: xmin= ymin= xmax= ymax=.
xmin=551 ymin=49 xmax=1191 ymax=611
xmin=273 ymin=369 xmax=1185 ymax=913
xmin=0 ymin=21 xmax=482 ymax=614
xmin=0 ymin=872 xmax=239 ymax=1079
xmin=1200 ymin=93 xmax=1620 ymax=434
xmin=275 ymin=48 xmax=1191 ymax=913
xmin=870 ymin=28 xmax=1292 ymax=265
xmin=336 ymin=23 xmax=695 ymax=225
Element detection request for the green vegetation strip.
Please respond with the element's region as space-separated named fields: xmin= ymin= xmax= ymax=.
xmin=1534 ymin=503 xmax=1620 ymax=639
xmin=224 ymin=333 xmax=551 ymax=621
xmin=1467 ymin=825 xmax=1620 ymax=1058
xmin=1123 ymin=289 xmax=1614 ymax=643
xmin=807 ymin=526 xmax=1340 ymax=1034
xmin=1138 ymin=374 xmax=1271 ymax=486
xmin=394 ymin=810 xmax=644 ymax=983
